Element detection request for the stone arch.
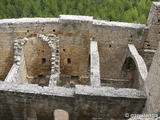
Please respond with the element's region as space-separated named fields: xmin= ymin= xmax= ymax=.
xmin=121 ymin=44 xmax=148 ymax=90
xmin=14 ymin=34 xmax=59 ymax=86
xmin=53 ymin=109 xmax=69 ymax=120
xmin=121 ymin=57 xmax=139 ymax=89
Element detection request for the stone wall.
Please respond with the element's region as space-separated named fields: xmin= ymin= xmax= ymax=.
xmin=58 ymin=15 xmax=92 ymax=85
xmin=92 ymin=20 xmax=148 ymax=79
xmin=142 ymin=2 xmax=160 ymax=70
xmin=101 ymin=78 xmax=129 ymax=88
xmin=0 ymin=3 xmax=160 ymax=119
xmin=0 ymin=81 xmax=146 ymax=120
xmin=145 ymin=2 xmax=160 ymax=50
xmin=0 ymin=16 xmax=149 ymax=84
xmin=0 ymin=18 xmax=59 ymax=81
xmin=120 ymin=44 xmax=147 ymax=90
xmin=144 ymin=44 xmax=160 ymax=114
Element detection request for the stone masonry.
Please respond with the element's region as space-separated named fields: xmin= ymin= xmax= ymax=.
xmin=0 ymin=2 xmax=160 ymax=120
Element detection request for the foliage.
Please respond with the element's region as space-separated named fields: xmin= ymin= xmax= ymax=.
xmin=57 ymin=79 xmax=62 ymax=85
xmin=0 ymin=0 xmax=159 ymax=24
xmin=138 ymin=28 xmax=147 ymax=35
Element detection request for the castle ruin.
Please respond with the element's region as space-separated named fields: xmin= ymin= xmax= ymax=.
xmin=0 ymin=2 xmax=160 ymax=120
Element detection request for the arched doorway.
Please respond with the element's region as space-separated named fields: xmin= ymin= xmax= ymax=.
xmin=121 ymin=57 xmax=139 ymax=89
xmin=54 ymin=109 xmax=69 ymax=120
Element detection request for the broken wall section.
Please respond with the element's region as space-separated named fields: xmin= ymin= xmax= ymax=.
xmin=91 ymin=20 xmax=148 ymax=81
xmin=143 ymin=2 xmax=160 ymax=70
xmin=0 ymin=18 xmax=60 ymax=81
xmin=5 ymin=38 xmax=28 ymax=83
xmin=5 ymin=34 xmax=60 ymax=87
xmin=144 ymin=44 xmax=160 ymax=114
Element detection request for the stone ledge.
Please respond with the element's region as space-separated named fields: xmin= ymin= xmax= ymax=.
xmin=60 ymin=15 xmax=93 ymax=21
xmin=144 ymin=49 xmax=156 ymax=53
xmin=0 ymin=15 xmax=149 ymax=29
xmin=93 ymin=19 xmax=148 ymax=29
xmin=0 ymin=18 xmax=59 ymax=24
xmin=75 ymin=85 xmax=146 ymax=99
xmin=0 ymin=81 xmax=146 ymax=99
xmin=0 ymin=81 xmax=74 ymax=97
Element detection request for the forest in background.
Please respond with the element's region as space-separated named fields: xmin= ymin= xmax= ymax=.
xmin=0 ymin=0 xmax=159 ymax=24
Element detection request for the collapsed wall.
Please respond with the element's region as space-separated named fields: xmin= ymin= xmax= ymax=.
xmin=143 ymin=2 xmax=160 ymax=70
xmin=5 ymin=34 xmax=60 ymax=87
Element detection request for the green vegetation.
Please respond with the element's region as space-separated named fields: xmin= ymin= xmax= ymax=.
xmin=0 ymin=0 xmax=159 ymax=24
xmin=57 ymin=79 xmax=62 ymax=85
xmin=138 ymin=28 xmax=148 ymax=35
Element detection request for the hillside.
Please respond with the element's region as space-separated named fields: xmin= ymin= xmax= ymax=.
xmin=0 ymin=0 xmax=159 ymax=24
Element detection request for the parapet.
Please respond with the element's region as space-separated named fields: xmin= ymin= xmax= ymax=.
xmin=0 ymin=15 xmax=148 ymax=29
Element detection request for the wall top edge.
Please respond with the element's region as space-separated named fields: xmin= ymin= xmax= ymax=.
xmin=0 ymin=81 xmax=74 ymax=97
xmin=0 ymin=15 xmax=148 ymax=29
xmin=93 ymin=19 xmax=148 ymax=29
xmin=0 ymin=81 xmax=146 ymax=99
xmin=75 ymin=85 xmax=146 ymax=99
xmin=59 ymin=14 xmax=93 ymax=21
xmin=153 ymin=2 xmax=160 ymax=7
xmin=0 ymin=18 xmax=60 ymax=24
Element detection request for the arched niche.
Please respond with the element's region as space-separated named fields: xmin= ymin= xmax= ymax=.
xmin=23 ymin=37 xmax=51 ymax=86
xmin=54 ymin=109 xmax=69 ymax=120
xmin=121 ymin=57 xmax=139 ymax=89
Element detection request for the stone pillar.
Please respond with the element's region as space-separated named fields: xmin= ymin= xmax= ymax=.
xmin=90 ymin=41 xmax=101 ymax=86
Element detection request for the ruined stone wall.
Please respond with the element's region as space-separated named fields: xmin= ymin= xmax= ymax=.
xmin=9 ymin=34 xmax=60 ymax=86
xmin=0 ymin=2 xmax=159 ymax=119
xmin=92 ymin=20 xmax=148 ymax=79
xmin=0 ymin=86 xmax=74 ymax=120
xmin=0 ymin=82 xmax=146 ymax=120
xmin=0 ymin=18 xmax=60 ymax=81
xmin=144 ymin=44 xmax=160 ymax=114
xmin=145 ymin=2 xmax=160 ymax=50
xmin=142 ymin=2 xmax=160 ymax=70
xmin=0 ymin=17 xmax=149 ymax=83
